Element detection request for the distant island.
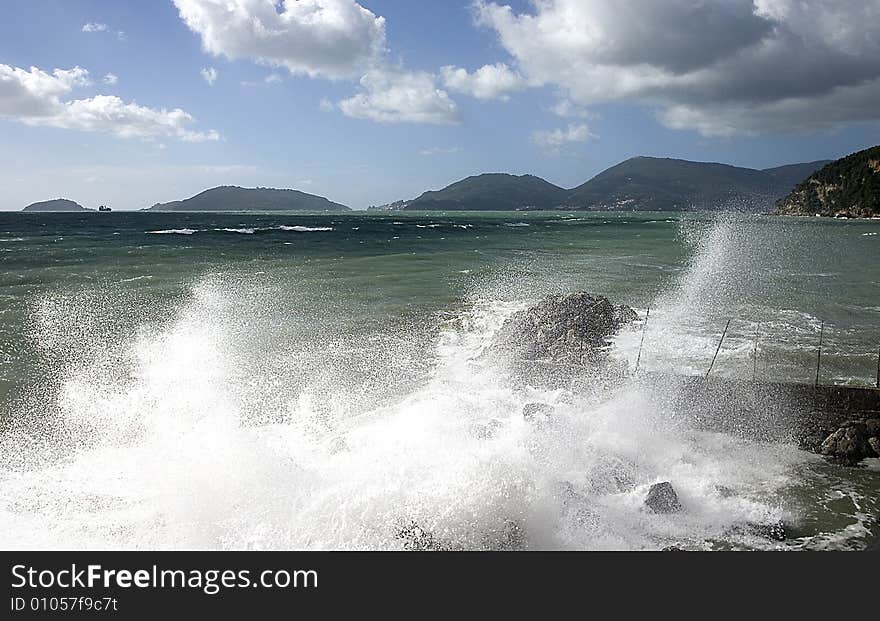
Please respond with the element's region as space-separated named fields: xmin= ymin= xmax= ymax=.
xmin=147 ymin=186 xmax=350 ymax=212
xmin=22 ymin=198 xmax=91 ymax=212
xmin=776 ymin=146 xmax=880 ymax=218
xmin=389 ymin=173 xmax=569 ymax=212
xmin=371 ymin=156 xmax=830 ymax=212
xmin=23 ymin=150 xmax=875 ymax=215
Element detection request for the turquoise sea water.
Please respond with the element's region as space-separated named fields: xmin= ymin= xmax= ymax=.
xmin=0 ymin=210 xmax=878 ymax=550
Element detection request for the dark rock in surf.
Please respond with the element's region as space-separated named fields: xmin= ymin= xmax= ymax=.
xmin=496 ymin=292 xmax=637 ymax=365
xmin=747 ymin=521 xmax=787 ymax=542
xmin=397 ymin=522 xmax=442 ymax=551
xmin=819 ymin=422 xmax=876 ymax=464
xmin=645 ymin=482 xmax=683 ymax=514
xmin=726 ymin=520 xmax=788 ymax=542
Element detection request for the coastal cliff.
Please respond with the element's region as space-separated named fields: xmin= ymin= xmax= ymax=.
xmin=775 ymin=146 xmax=880 ymax=218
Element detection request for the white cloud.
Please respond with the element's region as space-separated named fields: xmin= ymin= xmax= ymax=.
xmin=265 ymin=73 xmax=283 ymax=84
xmin=339 ymin=68 xmax=459 ymax=124
xmin=102 ymin=73 xmax=119 ymax=85
xmin=173 ymin=0 xmax=386 ymax=80
xmin=0 ymin=65 xmax=90 ymax=116
xmin=550 ymin=99 xmax=594 ymax=119
xmin=82 ymin=22 xmax=108 ymax=33
xmin=532 ymin=124 xmax=595 ymax=152
xmin=440 ymin=62 xmax=526 ymax=101
xmin=200 ymin=67 xmax=218 ymax=86
xmin=475 ymin=0 xmax=880 ymax=135
xmin=174 ymin=0 xmax=463 ymax=125
xmin=319 ymin=98 xmax=335 ymax=112
xmin=0 ymin=64 xmax=219 ymax=142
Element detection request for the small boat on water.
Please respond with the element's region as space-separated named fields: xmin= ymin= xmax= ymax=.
xmin=98 ymin=205 xmax=112 ymax=212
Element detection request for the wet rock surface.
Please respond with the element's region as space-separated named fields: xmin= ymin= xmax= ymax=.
xmin=645 ymin=482 xmax=683 ymax=514
xmin=819 ymin=420 xmax=880 ymax=465
xmin=496 ymin=292 xmax=638 ymax=365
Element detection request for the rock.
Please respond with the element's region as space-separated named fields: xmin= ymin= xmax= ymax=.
xmin=397 ymin=522 xmax=441 ymax=551
xmin=747 ymin=521 xmax=787 ymax=542
xmin=819 ymin=423 xmax=873 ymax=464
xmin=866 ymin=418 xmax=880 ymax=438
xmin=727 ymin=521 xmax=787 ymax=542
xmin=869 ymin=437 xmax=880 ymax=458
xmin=496 ymin=292 xmax=638 ymax=364
xmin=645 ymin=482 xmax=683 ymax=514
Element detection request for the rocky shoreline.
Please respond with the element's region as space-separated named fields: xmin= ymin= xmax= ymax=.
xmin=498 ymin=291 xmax=880 ymax=465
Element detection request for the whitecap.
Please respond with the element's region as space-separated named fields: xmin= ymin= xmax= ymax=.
xmin=277 ymin=226 xmax=334 ymax=233
xmin=215 ymin=228 xmax=256 ymax=235
xmin=147 ymin=229 xmax=198 ymax=235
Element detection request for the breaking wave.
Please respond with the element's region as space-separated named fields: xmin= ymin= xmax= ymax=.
xmin=0 ymin=216 xmax=871 ymax=550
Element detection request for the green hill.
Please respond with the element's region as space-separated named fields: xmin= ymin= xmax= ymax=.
xmin=566 ymin=157 xmax=826 ymax=211
xmin=395 ymin=158 xmax=829 ymax=212
xmin=775 ymin=146 xmax=880 ymax=218
xmin=22 ymin=198 xmax=90 ymax=212
xmin=402 ymin=174 xmax=569 ymax=211
xmin=148 ymin=186 xmax=350 ymax=212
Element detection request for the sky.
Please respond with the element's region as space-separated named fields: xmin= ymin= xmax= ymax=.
xmin=2 ymin=0 xmax=880 ymax=211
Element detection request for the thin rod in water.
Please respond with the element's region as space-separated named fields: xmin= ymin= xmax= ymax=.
xmin=706 ymin=318 xmax=732 ymax=380
xmin=815 ymin=321 xmax=825 ymax=388
xmin=752 ymin=324 xmax=760 ymax=383
xmin=635 ymin=306 xmax=651 ymax=373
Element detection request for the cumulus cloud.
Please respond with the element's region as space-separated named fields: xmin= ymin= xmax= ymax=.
xmin=475 ymin=0 xmax=880 ymax=135
xmin=440 ymin=62 xmax=526 ymax=101
xmin=82 ymin=22 xmax=108 ymax=33
xmin=173 ymin=0 xmax=386 ymax=80
xmin=339 ymin=68 xmax=459 ymax=124
xmin=102 ymin=73 xmax=119 ymax=85
xmin=532 ymin=124 xmax=595 ymax=152
xmin=174 ymin=0 xmax=460 ymax=124
xmin=0 ymin=64 xmax=219 ymax=142
xmin=550 ymin=99 xmax=594 ymax=119
xmin=200 ymin=67 xmax=218 ymax=86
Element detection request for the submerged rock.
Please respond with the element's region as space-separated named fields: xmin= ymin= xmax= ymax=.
xmin=645 ymin=482 xmax=683 ymax=514
xmin=397 ymin=522 xmax=442 ymax=551
xmin=725 ymin=521 xmax=788 ymax=543
xmin=819 ymin=422 xmax=877 ymax=464
xmin=746 ymin=521 xmax=787 ymax=542
xmin=496 ymin=292 xmax=638 ymax=365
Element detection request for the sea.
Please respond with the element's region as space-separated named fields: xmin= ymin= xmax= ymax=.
xmin=0 ymin=210 xmax=878 ymax=550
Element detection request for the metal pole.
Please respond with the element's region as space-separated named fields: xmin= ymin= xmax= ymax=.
xmin=752 ymin=324 xmax=760 ymax=383
xmin=635 ymin=306 xmax=651 ymax=373
xmin=706 ymin=319 xmax=732 ymax=380
xmin=875 ymin=345 xmax=879 ymax=389
xmin=815 ymin=322 xmax=824 ymax=388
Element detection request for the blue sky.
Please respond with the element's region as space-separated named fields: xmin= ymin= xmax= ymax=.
xmin=2 ymin=0 xmax=880 ymax=210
